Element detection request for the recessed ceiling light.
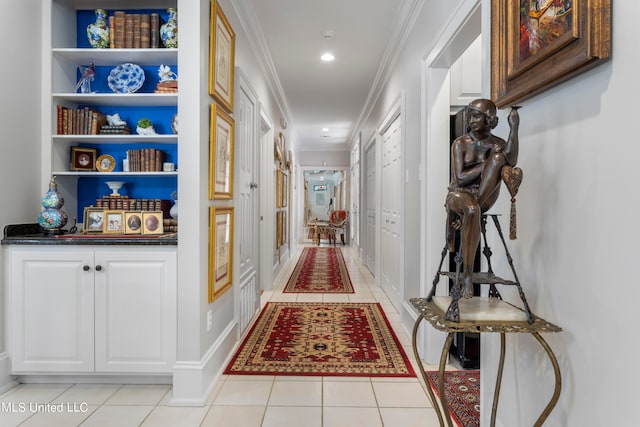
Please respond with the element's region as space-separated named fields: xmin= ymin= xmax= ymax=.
xmin=321 ymin=53 xmax=335 ymax=62
xmin=322 ymin=127 xmax=329 ymax=132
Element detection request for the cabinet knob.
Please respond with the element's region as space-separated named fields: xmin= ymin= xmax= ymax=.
xmin=83 ymin=265 xmax=90 ymax=271
xmin=95 ymin=265 xmax=103 ymax=271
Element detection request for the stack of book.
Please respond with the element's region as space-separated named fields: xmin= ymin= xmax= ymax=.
xmin=95 ymin=197 xmax=171 ymax=218
xmin=57 ymin=106 xmax=107 ymax=135
xmin=155 ymin=80 xmax=178 ymax=93
xmin=126 ymin=148 xmax=166 ymax=172
xmin=110 ymin=11 xmax=160 ymax=49
xmin=163 ymin=218 xmax=178 ymax=233
xmin=100 ymin=125 xmax=131 ymax=135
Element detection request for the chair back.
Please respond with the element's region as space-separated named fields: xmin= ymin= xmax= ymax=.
xmin=329 ymin=210 xmax=348 ymax=226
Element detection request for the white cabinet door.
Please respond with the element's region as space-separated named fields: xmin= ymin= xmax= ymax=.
xmin=8 ymin=248 xmax=94 ymax=372
xmin=94 ymin=248 xmax=176 ymax=373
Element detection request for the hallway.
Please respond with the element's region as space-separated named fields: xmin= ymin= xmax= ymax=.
xmin=0 ymin=244 xmax=444 ymax=427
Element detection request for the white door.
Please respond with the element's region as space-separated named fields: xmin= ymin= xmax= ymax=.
xmin=8 ymin=247 xmax=94 ymax=372
xmin=94 ymin=248 xmax=176 ymax=373
xmin=235 ymin=70 xmax=260 ymax=333
xmin=364 ymin=142 xmax=376 ymax=275
xmin=381 ymin=116 xmax=402 ymax=310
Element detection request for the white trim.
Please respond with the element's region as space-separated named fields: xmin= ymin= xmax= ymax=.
xmin=170 ymin=320 xmax=238 ymax=406
xmin=419 ymin=0 xmax=483 ymax=364
xmin=0 ymin=352 xmax=18 ymax=395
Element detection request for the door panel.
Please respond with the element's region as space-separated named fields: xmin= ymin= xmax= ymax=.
xmin=365 ymin=143 xmax=376 ymax=275
xmin=235 ymin=72 xmax=260 ymax=333
xmin=381 ymin=116 xmax=402 ymax=310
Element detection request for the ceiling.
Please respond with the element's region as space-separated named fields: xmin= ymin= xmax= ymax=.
xmin=240 ymin=0 xmax=416 ymax=152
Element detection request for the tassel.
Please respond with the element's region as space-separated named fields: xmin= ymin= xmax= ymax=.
xmin=510 ymin=197 xmax=517 ymax=239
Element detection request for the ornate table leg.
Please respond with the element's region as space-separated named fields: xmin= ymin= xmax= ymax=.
xmin=490 ymin=333 xmax=506 ymax=427
xmin=438 ymin=332 xmax=456 ymax=427
xmin=531 ymin=332 xmax=562 ymax=427
xmin=411 ymin=315 xmax=445 ymax=427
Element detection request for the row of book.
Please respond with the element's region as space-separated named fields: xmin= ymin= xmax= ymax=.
xmin=95 ymin=196 xmax=171 ymax=217
xmin=57 ymin=106 xmax=107 ymax=135
xmin=126 ymin=148 xmax=167 ymax=172
xmin=110 ymin=11 xmax=163 ymax=49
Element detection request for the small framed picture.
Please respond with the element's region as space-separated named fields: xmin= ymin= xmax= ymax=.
xmin=96 ymin=154 xmax=116 ymax=172
xmin=142 ymin=211 xmax=164 ymax=235
xmin=71 ymin=147 xmax=97 ymax=171
xmin=84 ymin=207 xmax=105 ymax=233
xmin=104 ymin=210 xmax=124 ymax=234
xmin=124 ymin=211 xmax=143 ymax=234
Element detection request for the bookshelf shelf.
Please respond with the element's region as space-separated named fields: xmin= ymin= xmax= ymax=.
xmin=53 ymin=171 xmax=178 ymax=177
xmin=53 ymin=48 xmax=177 ymax=66
xmin=53 ymin=135 xmax=177 ymax=144
xmin=54 ymin=93 xmax=177 ymax=107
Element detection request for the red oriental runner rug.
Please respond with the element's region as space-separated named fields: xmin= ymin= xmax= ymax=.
xmin=224 ymin=302 xmax=416 ymax=377
xmin=283 ymin=247 xmax=354 ymax=293
xmin=426 ymin=370 xmax=480 ymax=427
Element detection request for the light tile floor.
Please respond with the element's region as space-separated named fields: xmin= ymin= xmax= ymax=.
xmin=0 ymin=244 xmax=449 ymax=427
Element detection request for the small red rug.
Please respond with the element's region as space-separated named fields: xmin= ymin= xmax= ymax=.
xmin=224 ymin=302 xmax=416 ymax=377
xmin=426 ymin=370 xmax=480 ymax=427
xmin=283 ymin=247 xmax=354 ymax=293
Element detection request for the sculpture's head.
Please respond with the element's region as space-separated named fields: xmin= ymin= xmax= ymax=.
xmin=467 ymin=98 xmax=498 ymax=129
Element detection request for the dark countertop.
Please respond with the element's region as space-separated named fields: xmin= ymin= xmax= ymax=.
xmin=2 ymin=223 xmax=177 ymax=246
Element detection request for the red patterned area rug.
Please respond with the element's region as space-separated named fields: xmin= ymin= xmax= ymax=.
xmin=224 ymin=302 xmax=416 ymax=377
xmin=283 ymin=247 xmax=354 ymax=293
xmin=426 ymin=370 xmax=480 ymax=427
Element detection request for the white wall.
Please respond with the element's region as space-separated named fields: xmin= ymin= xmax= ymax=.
xmin=359 ymin=0 xmax=637 ymax=426
xmin=479 ymin=3 xmax=638 ymax=425
xmin=0 ymin=2 xmax=44 ymax=390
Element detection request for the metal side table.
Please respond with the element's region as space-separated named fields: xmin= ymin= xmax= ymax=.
xmin=410 ymin=297 xmax=562 ymax=427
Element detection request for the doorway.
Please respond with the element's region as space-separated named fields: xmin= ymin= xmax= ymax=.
xmin=301 ymin=169 xmax=347 ymax=241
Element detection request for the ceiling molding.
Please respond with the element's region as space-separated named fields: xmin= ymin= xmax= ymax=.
xmin=230 ymin=0 xmax=300 ymax=148
xmin=348 ymin=0 xmax=426 ymax=148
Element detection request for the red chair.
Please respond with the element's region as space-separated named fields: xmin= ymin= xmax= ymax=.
xmin=328 ymin=210 xmax=348 ymax=245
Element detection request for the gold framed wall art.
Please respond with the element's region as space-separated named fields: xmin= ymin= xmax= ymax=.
xmin=209 ymin=0 xmax=235 ymax=112
xmin=491 ymin=0 xmax=610 ymax=108
xmin=209 ymin=206 xmax=234 ymax=302
xmin=209 ymin=103 xmax=235 ymax=199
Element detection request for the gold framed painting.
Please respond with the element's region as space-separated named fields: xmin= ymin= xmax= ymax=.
xmin=209 ymin=103 xmax=235 ymax=199
xmin=124 ymin=211 xmax=143 ymax=234
xmin=104 ymin=210 xmax=124 ymax=234
xmin=491 ymin=0 xmax=610 ymax=108
xmin=142 ymin=211 xmax=164 ymax=235
xmin=209 ymin=0 xmax=235 ymax=112
xmin=84 ymin=207 xmax=105 ymax=233
xmin=209 ymin=206 xmax=234 ymax=302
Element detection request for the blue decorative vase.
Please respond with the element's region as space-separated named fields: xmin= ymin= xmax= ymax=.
xmin=87 ymin=8 xmax=110 ymax=48
xmin=38 ymin=176 xmax=68 ymax=234
xmin=160 ymin=8 xmax=178 ymax=48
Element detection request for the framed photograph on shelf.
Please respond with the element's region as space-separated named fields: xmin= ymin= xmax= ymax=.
xmin=104 ymin=210 xmax=124 ymax=234
xmin=491 ymin=0 xmax=611 ymax=108
xmin=70 ymin=146 xmax=97 ymax=171
xmin=209 ymin=206 xmax=234 ymax=302
xmin=209 ymin=0 xmax=235 ymax=112
xmin=84 ymin=207 xmax=104 ymax=233
xmin=142 ymin=211 xmax=164 ymax=235
xmin=209 ymin=103 xmax=235 ymax=199
xmin=124 ymin=211 xmax=143 ymax=234
xmin=96 ymin=154 xmax=116 ymax=172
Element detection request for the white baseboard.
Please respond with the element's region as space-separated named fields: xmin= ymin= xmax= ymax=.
xmin=0 ymin=352 xmax=19 ymax=395
xmin=170 ymin=320 xmax=238 ymax=406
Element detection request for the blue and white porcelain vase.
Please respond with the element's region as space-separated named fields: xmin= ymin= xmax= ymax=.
xmin=160 ymin=8 xmax=178 ymax=48
xmin=37 ymin=176 xmax=68 ymax=234
xmin=87 ymin=8 xmax=110 ymax=48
